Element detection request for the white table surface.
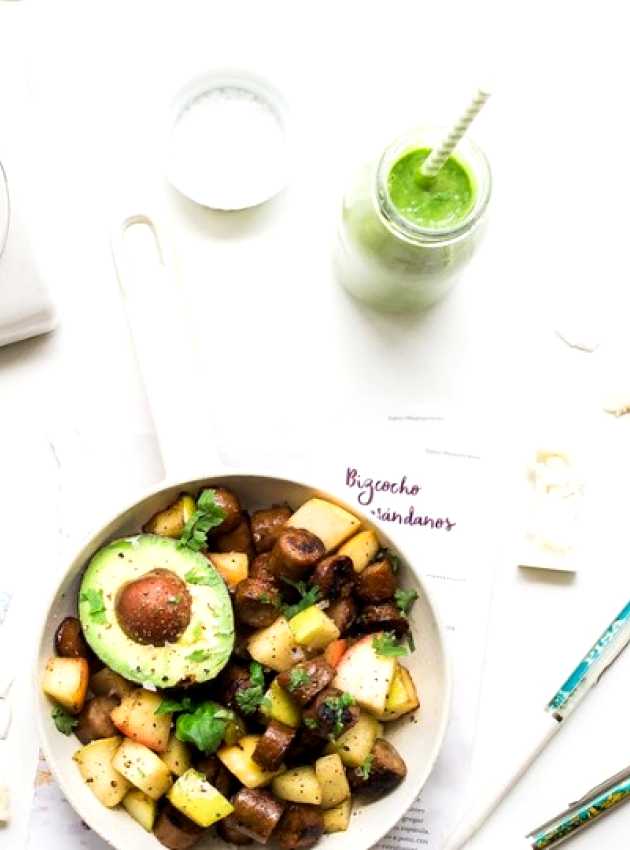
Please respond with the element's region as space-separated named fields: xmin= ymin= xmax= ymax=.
xmin=3 ymin=1 xmax=630 ymax=848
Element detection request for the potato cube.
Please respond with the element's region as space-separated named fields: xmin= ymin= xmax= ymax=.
xmin=167 ymin=768 xmax=234 ymax=828
xmin=247 ymin=616 xmax=304 ymax=672
xmin=381 ymin=664 xmax=420 ymax=721
xmin=111 ymin=689 xmax=171 ymax=753
xmin=287 ymin=499 xmax=360 ymax=551
xmin=144 ymin=494 xmax=195 ymax=538
xmin=122 ymin=789 xmax=157 ymax=831
xmin=161 ymin=735 xmax=192 ymax=777
xmin=326 ymin=713 xmax=381 ymax=768
xmin=207 ymin=552 xmax=249 ymax=591
xmin=73 ymin=736 xmax=131 ymax=807
xmin=112 ymin=739 xmax=172 ymax=800
xmin=272 ymin=766 xmax=322 ymax=805
xmin=315 ymin=754 xmax=350 ymax=809
xmin=323 ymin=798 xmax=352 ymax=833
xmin=337 ymin=530 xmax=380 ymax=573
xmin=261 ymin=679 xmax=302 ymax=728
xmin=289 ymin=606 xmax=340 ymax=651
xmin=217 ymin=735 xmax=282 ymax=789
xmin=43 ymin=656 xmax=89 ymax=714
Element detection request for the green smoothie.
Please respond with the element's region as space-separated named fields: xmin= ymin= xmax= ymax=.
xmin=387 ymin=147 xmax=474 ymax=229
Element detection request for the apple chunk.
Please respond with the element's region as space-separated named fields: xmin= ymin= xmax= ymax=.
xmin=43 ymin=656 xmax=89 ymax=714
xmin=112 ymin=739 xmax=172 ymax=800
xmin=286 ymin=499 xmax=360 ymax=551
xmin=333 ymin=633 xmax=396 ymax=716
xmin=111 ymin=689 xmax=171 ymax=753
xmin=168 ymin=768 xmax=234 ymax=827
xmin=73 ymin=736 xmax=131 ymax=807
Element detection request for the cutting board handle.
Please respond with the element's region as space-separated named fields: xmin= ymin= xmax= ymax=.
xmin=111 ymin=214 xmax=222 ymax=481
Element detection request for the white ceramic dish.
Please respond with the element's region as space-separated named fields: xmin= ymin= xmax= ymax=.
xmin=35 ymin=472 xmax=451 ymax=850
xmin=166 ymin=69 xmax=291 ymax=210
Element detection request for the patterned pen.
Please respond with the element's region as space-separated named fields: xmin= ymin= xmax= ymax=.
xmin=527 ymin=766 xmax=630 ymax=849
xmin=445 ymin=599 xmax=630 ymax=850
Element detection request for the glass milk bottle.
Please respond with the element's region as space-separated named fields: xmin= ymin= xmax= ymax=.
xmin=334 ymin=128 xmax=491 ymax=312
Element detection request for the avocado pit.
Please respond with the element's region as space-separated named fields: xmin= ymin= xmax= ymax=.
xmin=115 ymin=568 xmax=192 ymax=646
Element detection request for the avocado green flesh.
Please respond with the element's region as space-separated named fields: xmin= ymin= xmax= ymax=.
xmin=79 ymin=534 xmax=234 ymax=688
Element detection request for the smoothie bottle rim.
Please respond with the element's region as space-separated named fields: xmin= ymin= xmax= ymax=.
xmin=375 ymin=128 xmax=492 ymax=245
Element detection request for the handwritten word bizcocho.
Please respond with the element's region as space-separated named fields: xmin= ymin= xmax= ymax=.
xmin=346 ymin=467 xmax=422 ymax=506
xmin=345 ymin=467 xmax=456 ymax=532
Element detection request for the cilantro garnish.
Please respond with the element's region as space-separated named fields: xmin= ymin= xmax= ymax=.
xmin=259 ymin=592 xmax=276 ymax=607
xmin=304 ymin=716 xmax=319 ymax=730
xmin=323 ymin=692 xmax=356 ymax=737
xmin=178 ymin=489 xmax=225 ymax=552
xmin=280 ymin=577 xmax=321 ymax=620
xmin=235 ymin=661 xmax=270 ymax=715
xmin=51 ymin=706 xmax=78 ymax=736
xmin=394 ymin=588 xmax=418 ymax=616
xmin=187 ymin=649 xmax=211 ymax=663
xmin=372 ymin=631 xmax=409 ymax=658
xmin=155 ymin=696 xmax=194 ymax=716
xmin=287 ymin=667 xmax=311 ymax=692
xmin=357 ymin=754 xmax=374 ymax=780
xmin=80 ymin=588 xmax=107 ymax=624
xmin=175 ymin=701 xmax=233 ymax=754
xmin=184 ymin=564 xmax=213 ymax=586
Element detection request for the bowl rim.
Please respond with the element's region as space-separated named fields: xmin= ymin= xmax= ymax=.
xmin=34 ymin=469 xmax=452 ymax=850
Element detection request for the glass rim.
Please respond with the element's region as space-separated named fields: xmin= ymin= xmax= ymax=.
xmin=375 ymin=127 xmax=492 ymax=245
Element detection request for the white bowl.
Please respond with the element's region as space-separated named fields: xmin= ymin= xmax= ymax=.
xmin=35 ymin=473 xmax=451 ymax=850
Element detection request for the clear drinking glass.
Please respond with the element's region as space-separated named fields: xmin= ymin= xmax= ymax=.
xmin=334 ymin=127 xmax=492 ymax=312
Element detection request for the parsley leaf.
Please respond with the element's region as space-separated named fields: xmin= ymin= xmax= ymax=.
xmin=357 ymin=754 xmax=374 ymax=780
xmin=155 ymin=696 xmax=195 ymax=716
xmin=175 ymin=701 xmax=233 ymax=754
xmin=287 ymin=667 xmax=311 ymax=692
xmin=178 ymin=489 xmax=225 ymax=552
xmin=280 ymin=577 xmax=321 ymax=620
xmin=80 ymin=588 xmax=107 ymax=624
xmin=394 ymin=588 xmax=418 ymax=616
xmin=236 ymin=661 xmax=269 ymax=715
xmin=323 ymin=692 xmax=356 ymax=737
xmin=187 ymin=649 xmax=211 ymax=663
xmin=372 ymin=631 xmax=409 ymax=658
xmin=51 ymin=706 xmax=78 ymax=735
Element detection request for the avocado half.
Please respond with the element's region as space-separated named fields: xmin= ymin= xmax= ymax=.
xmin=79 ymin=534 xmax=234 ymax=688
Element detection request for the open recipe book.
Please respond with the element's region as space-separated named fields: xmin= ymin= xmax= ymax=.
xmin=25 ymin=416 xmax=496 ymax=850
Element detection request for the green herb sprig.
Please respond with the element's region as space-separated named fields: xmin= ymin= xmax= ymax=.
xmin=51 ymin=706 xmax=78 ymax=735
xmin=80 ymin=588 xmax=107 ymax=624
xmin=287 ymin=667 xmax=311 ymax=692
xmin=357 ymin=754 xmax=374 ymax=780
xmin=178 ymin=489 xmax=225 ymax=552
xmin=323 ymin=692 xmax=355 ymax=738
xmin=372 ymin=631 xmax=409 ymax=658
xmin=394 ymin=588 xmax=418 ymax=616
xmin=236 ymin=662 xmax=270 ymax=715
xmin=280 ymin=577 xmax=320 ymax=620
xmin=175 ymin=701 xmax=234 ymax=754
